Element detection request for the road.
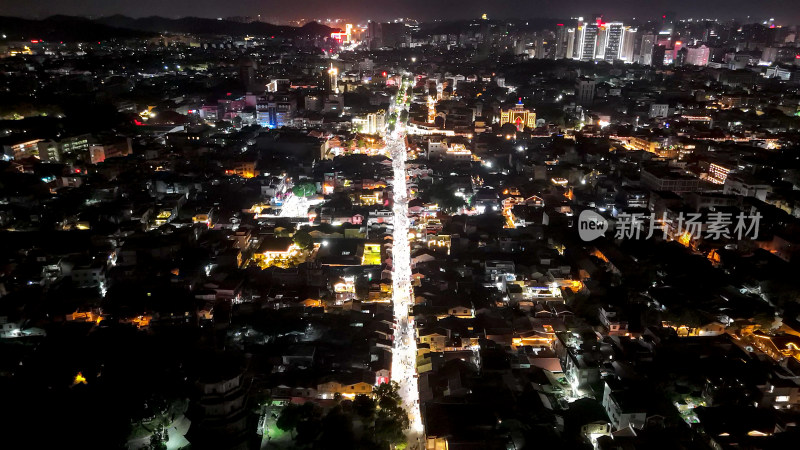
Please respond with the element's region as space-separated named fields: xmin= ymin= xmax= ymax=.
xmin=278 ymin=194 xmax=307 ymax=218
xmin=388 ymin=87 xmax=424 ymax=448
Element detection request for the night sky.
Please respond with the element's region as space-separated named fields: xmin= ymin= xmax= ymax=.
xmin=2 ymin=0 xmax=800 ymax=23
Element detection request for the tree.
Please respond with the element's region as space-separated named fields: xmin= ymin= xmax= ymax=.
xmin=295 ymin=402 xmax=323 ymax=445
xmin=374 ymin=381 xmax=403 ymax=409
xmin=276 ymin=403 xmax=301 ymax=438
xmin=316 ymin=405 xmax=355 ymax=449
xmin=292 ymin=182 xmax=317 ymax=198
xmin=293 ymin=230 xmax=314 ymax=249
xmin=371 ymin=382 xmax=409 ymax=448
xmin=352 ymin=394 xmax=376 ymax=420
xmin=426 ymin=181 xmax=465 ymax=214
xmin=326 ymin=192 xmax=352 ymax=210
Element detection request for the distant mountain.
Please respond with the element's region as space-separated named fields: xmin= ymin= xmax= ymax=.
xmin=94 ymin=15 xmax=336 ymax=38
xmin=0 ymin=15 xmax=337 ymax=43
xmin=0 ymin=15 xmax=150 ymax=42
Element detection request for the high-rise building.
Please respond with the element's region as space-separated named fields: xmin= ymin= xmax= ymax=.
xmin=575 ymin=77 xmax=596 ymax=105
xmin=596 ymin=25 xmax=608 ymax=60
xmin=238 ymin=56 xmax=256 ymax=90
xmin=671 ymin=41 xmax=684 ymax=65
xmin=534 ymin=35 xmax=546 ymax=59
xmin=621 ymin=27 xmax=637 ymax=62
xmin=580 ymin=22 xmax=600 ymax=61
xmin=327 ymin=64 xmax=339 ymax=94
xmin=566 ymin=28 xmax=576 ymax=59
xmin=652 ymin=45 xmax=667 ymax=67
xmin=381 ymin=22 xmax=408 ymax=48
xmin=603 ymin=22 xmax=625 ymax=61
xmin=555 ymin=24 xmax=570 ymax=59
xmin=638 ymin=33 xmax=656 ymax=65
xmin=685 ymin=45 xmax=710 ymax=66
xmin=572 ymin=18 xmax=586 ymax=59
xmin=367 ymin=21 xmax=382 ymax=49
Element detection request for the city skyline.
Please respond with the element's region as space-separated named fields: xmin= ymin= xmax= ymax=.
xmin=3 ymin=0 xmax=800 ymax=24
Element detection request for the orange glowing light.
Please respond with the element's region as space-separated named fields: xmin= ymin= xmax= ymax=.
xmin=73 ymin=372 xmax=88 ymax=385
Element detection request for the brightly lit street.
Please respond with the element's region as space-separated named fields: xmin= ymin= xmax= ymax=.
xmin=388 ymin=86 xmax=424 ymax=449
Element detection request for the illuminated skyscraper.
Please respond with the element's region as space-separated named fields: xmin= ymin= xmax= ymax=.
xmin=596 ymin=25 xmax=608 ymax=60
xmin=603 ymin=22 xmax=625 ymax=62
xmin=566 ymin=28 xmax=576 ymax=59
xmin=621 ymin=27 xmax=637 ymax=62
xmin=580 ymin=22 xmax=600 ymax=61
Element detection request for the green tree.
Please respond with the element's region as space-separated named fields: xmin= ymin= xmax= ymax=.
xmin=276 ymin=403 xmax=301 ymax=438
xmin=293 ymin=230 xmax=314 ymax=249
xmin=292 ymin=182 xmax=317 ymax=198
xmin=371 ymin=382 xmax=409 ymax=448
xmin=353 ymin=394 xmax=376 ymax=420
xmin=295 ymin=402 xmax=323 ymax=445
xmin=316 ymin=405 xmax=355 ymax=449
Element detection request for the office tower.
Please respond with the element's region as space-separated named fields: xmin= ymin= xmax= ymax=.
xmin=566 ymin=28 xmax=576 ymax=59
xmin=596 ymin=25 xmax=608 ymax=60
xmin=652 ymin=45 xmax=667 ymax=67
xmin=621 ymin=27 xmax=637 ymax=62
xmin=555 ymin=24 xmax=569 ymax=59
xmin=575 ymin=77 xmax=596 ymax=105
xmin=580 ymin=22 xmax=600 ymax=61
xmin=572 ymin=21 xmax=584 ymax=59
xmin=603 ymin=22 xmax=625 ymax=61
xmin=638 ymin=33 xmax=656 ymax=65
